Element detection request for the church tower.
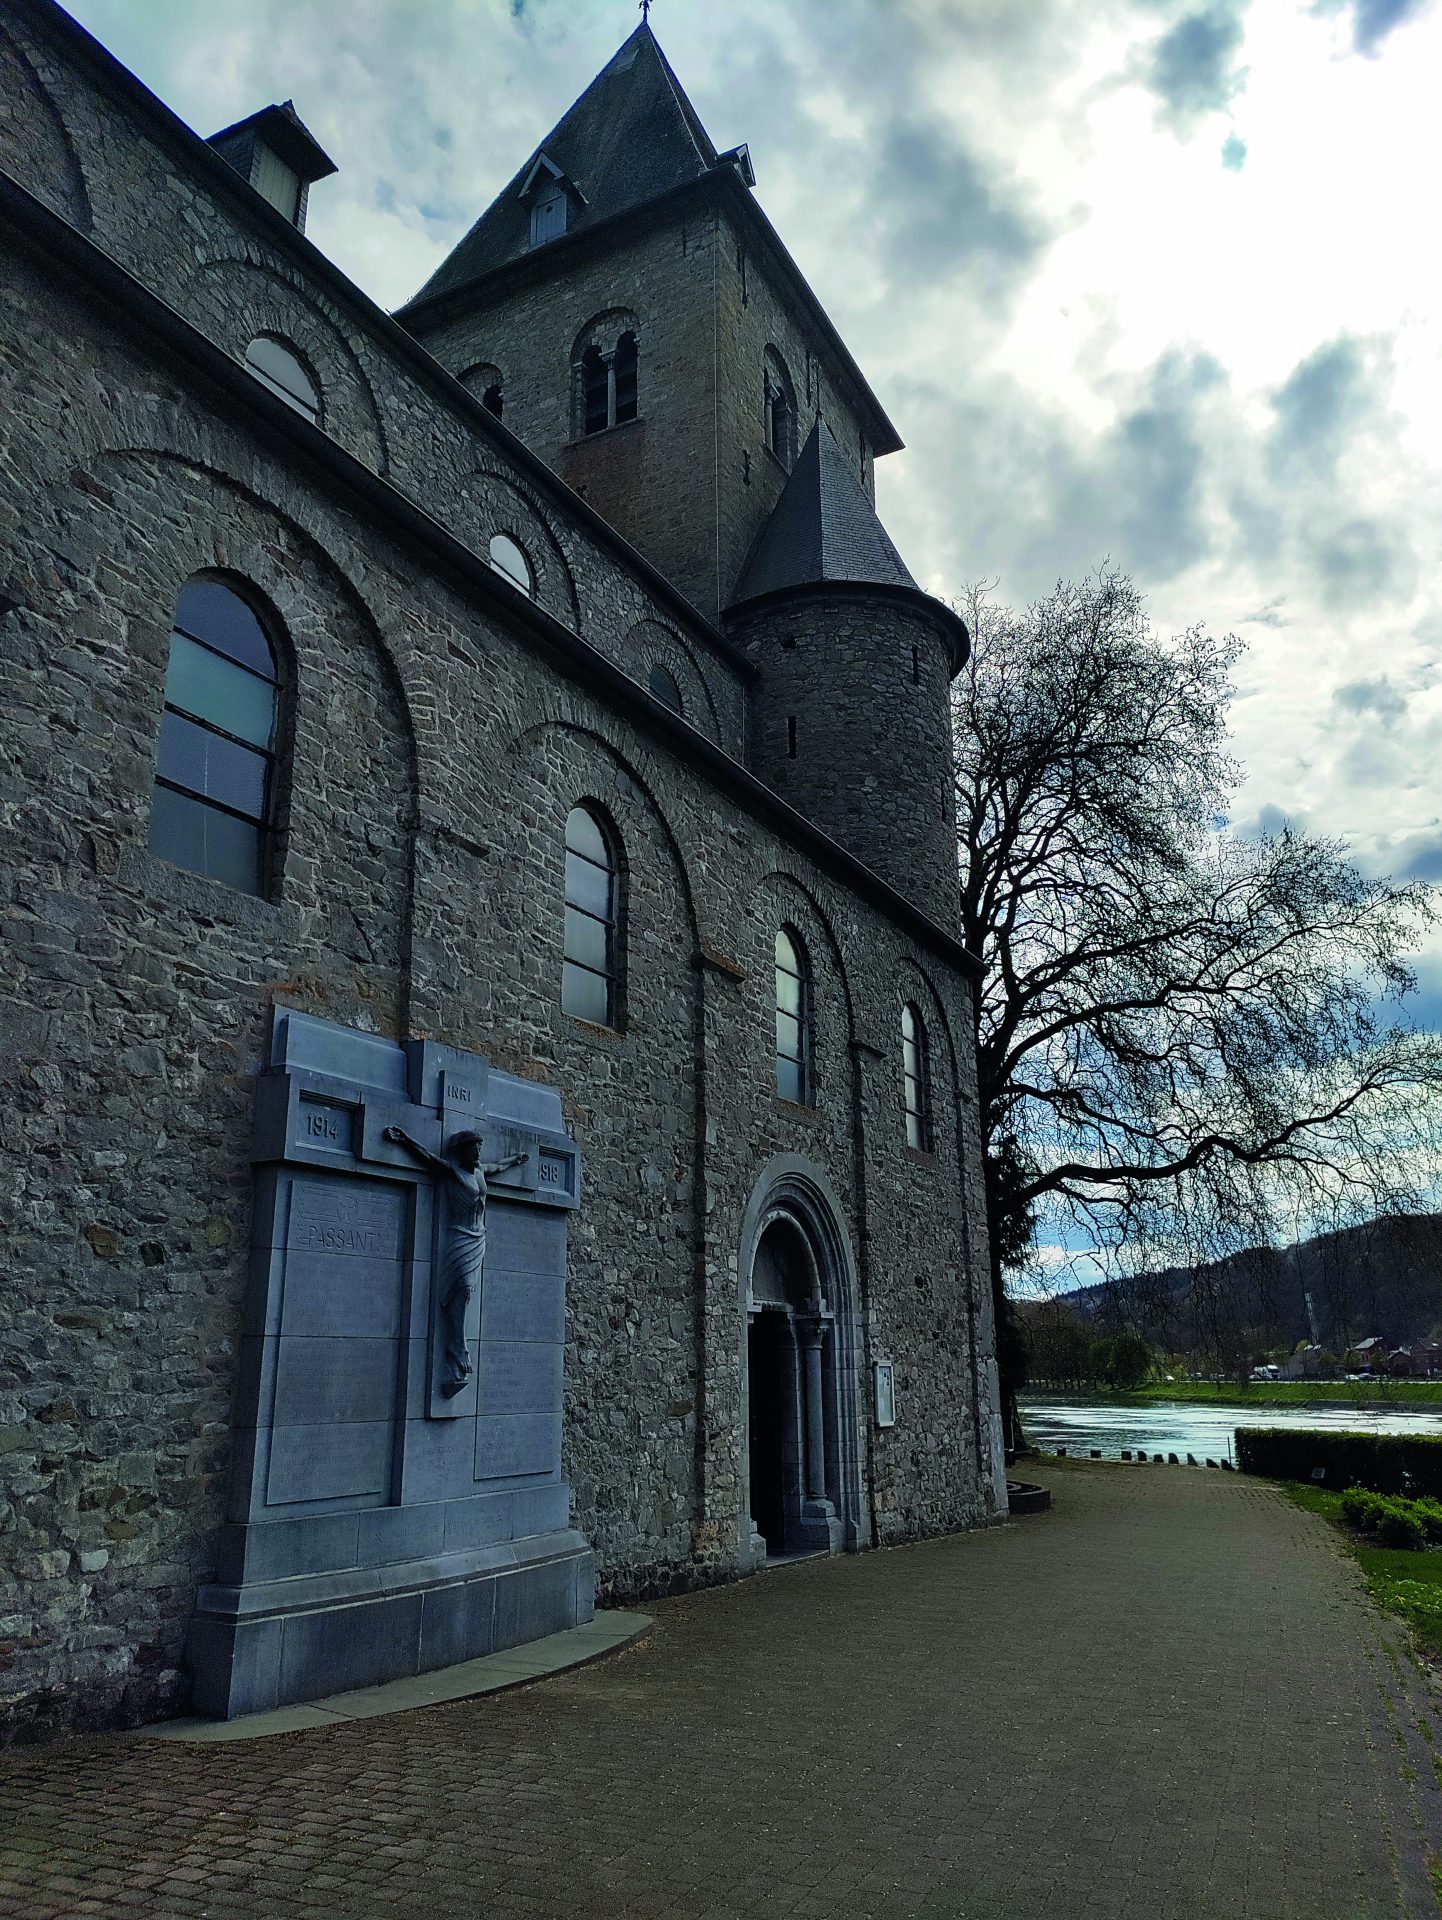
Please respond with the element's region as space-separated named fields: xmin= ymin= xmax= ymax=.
xmin=398 ymin=22 xmax=967 ymax=927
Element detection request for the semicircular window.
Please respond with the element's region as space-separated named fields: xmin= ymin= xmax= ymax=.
xmin=648 ymin=662 xmax=683 ymax=715
xmin=489 ymin=533 xmax=534 ymax=596
xmin=244 ymin=335 xmax=320 ymax=425
xmin=149 ymin=577 xmax=281 ymax=896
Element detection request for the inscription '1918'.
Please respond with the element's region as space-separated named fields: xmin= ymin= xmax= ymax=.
xmin=538 ymin=1151 xmax=570 ymax=1193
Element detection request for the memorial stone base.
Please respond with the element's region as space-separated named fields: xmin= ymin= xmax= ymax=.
xmin=186 ymin=1010 xmax=595 ymax=1720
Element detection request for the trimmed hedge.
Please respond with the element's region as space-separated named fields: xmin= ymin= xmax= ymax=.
xmin=1236 ymin=1427 xmax=1442 ymax=1496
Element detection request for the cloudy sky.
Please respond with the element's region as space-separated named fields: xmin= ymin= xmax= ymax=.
xmin=68 ymin=0 xmax=1442 ymax=1005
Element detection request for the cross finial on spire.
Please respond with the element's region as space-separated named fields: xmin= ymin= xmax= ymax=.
xmin=640 ymin=0 xmax=651 ymax=21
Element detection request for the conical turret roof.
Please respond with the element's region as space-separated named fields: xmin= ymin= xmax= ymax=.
xmin=731 ymin=419 xmax=919 ymax=604
xmin=405 ymin=24 xmax=718 ymax=308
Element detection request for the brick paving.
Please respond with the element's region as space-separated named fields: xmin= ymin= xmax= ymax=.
xmin=3 ymin=1459 xmax=1442 ymax=1919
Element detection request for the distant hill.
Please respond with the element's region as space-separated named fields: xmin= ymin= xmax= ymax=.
xmin=1043 ymin=1213 xmax=1442 ymax=1362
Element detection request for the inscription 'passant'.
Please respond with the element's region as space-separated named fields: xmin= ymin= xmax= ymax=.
xmin=302 ymin=1222 xmax=382 ymax=1253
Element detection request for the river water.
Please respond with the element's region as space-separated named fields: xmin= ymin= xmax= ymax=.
xmin=1019 ymin=1394 xmax=1442 ymax=1465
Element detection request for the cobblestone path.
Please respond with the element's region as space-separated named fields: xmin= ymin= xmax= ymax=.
xmin=4 ymin=1460 xmax=1442 ymax=1919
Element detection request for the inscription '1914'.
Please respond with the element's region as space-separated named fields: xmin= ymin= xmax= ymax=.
xmin=306 ymin=1108 xmax=341 ymax=1140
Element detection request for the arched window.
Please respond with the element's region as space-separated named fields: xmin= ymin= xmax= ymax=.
xmin=459 ymin=363 xmax=504 ymax=420
xmin=489 ymin=533 xmax=533 ymax=596
xmin=764 ymin=349 xmax=797 ymax=470
xmin=573 ymin=311 xmax=642 ymax=438
xmin=149 ymin=577 xmax=281 ymax=896
xmin=774 ymin=927 xmax=813 ymax=1104
xmin=648 ymin=662 xmax=683 ymax=715
xmin=244 ymin=335 xmax=320 ymax=425
xmin=901 ymin=1002 xmax=933 ymax=1151
xmin=563 ymin=805 xmax=620 ymax=1027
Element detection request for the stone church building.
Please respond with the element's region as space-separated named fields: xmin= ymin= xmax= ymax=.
xmin=0 ymin=0 xmax=1005 ymax=1734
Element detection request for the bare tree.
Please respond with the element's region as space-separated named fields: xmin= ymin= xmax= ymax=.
xmin=955 ymin=567 xmax=1442 ymax=1435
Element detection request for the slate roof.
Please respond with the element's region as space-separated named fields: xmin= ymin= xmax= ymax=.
xmin=406 ymin=24 xmax=718 ymax=307
xmin=731 ymin=419 xmax=919 ymax=605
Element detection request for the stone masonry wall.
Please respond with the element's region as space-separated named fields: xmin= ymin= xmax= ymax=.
xmin=0 ymin=1 xmax=1001 ymax=1741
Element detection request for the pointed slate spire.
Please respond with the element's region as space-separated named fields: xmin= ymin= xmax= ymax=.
xmin=731 ymin=419 xmax=919 ymax=605
xmin=404 ymin=24 xmax=721 ymax=309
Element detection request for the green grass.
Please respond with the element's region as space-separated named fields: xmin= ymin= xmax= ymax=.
xmin=1282 ymin=1482 xmax=1442 ymax=1657
xmin=1025 ymin=1378 xmax=1442 ymax=1409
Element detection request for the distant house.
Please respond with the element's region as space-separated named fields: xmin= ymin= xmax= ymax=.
xmin=1346 ymin=1337 xmax=1387 ymax=1372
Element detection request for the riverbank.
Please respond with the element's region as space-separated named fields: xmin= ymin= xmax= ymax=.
xmin=1026 ymin=1379 xmax=1442 ymax=1412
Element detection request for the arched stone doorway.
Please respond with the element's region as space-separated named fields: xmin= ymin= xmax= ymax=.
xmin=739 ymin=1159 xmax=866 ymax=1562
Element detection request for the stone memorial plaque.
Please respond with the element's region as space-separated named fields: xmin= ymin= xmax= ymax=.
xmin=185 ymin=1010 xmax=593 ymax=1721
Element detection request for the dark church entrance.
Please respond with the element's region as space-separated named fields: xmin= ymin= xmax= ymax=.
xmin=744 ymin=1211 xmax=846 ymax=1559
xmin=747 ymin=1311 xmax=792 ymax=1555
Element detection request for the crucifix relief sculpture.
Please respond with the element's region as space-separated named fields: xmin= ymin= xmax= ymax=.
xmin=384 ymin=1126 xmax=529 ymax=1397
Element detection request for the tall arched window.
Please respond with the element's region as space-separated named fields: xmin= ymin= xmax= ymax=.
xmin=563 ymin=805 xmax=620 ymax=1027
xmin=573 ymin=311 xmax=641 ymax=438
xmin=244 ymin=335 xmax=320 ymax=425
xmin=764 ymin=348 xmax=797 ymax=470
xmin=149 ymin=577 xmax=281 ymax=896
xmin=775 ymin=927 xmax=813 ymax=1104
xmin=902 ymin=1002 xmax=933 ymax=1151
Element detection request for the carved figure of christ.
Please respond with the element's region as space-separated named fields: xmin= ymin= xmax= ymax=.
xmin=383 ymin=1127 xmax=529 ymax=1397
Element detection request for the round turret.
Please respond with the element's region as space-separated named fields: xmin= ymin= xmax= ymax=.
xmin=726 ymin=422 xmax=968 ymax=930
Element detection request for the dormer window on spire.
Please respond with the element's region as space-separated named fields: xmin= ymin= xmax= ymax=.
xmin=520 ymin=153 xmax=571 ymax=249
